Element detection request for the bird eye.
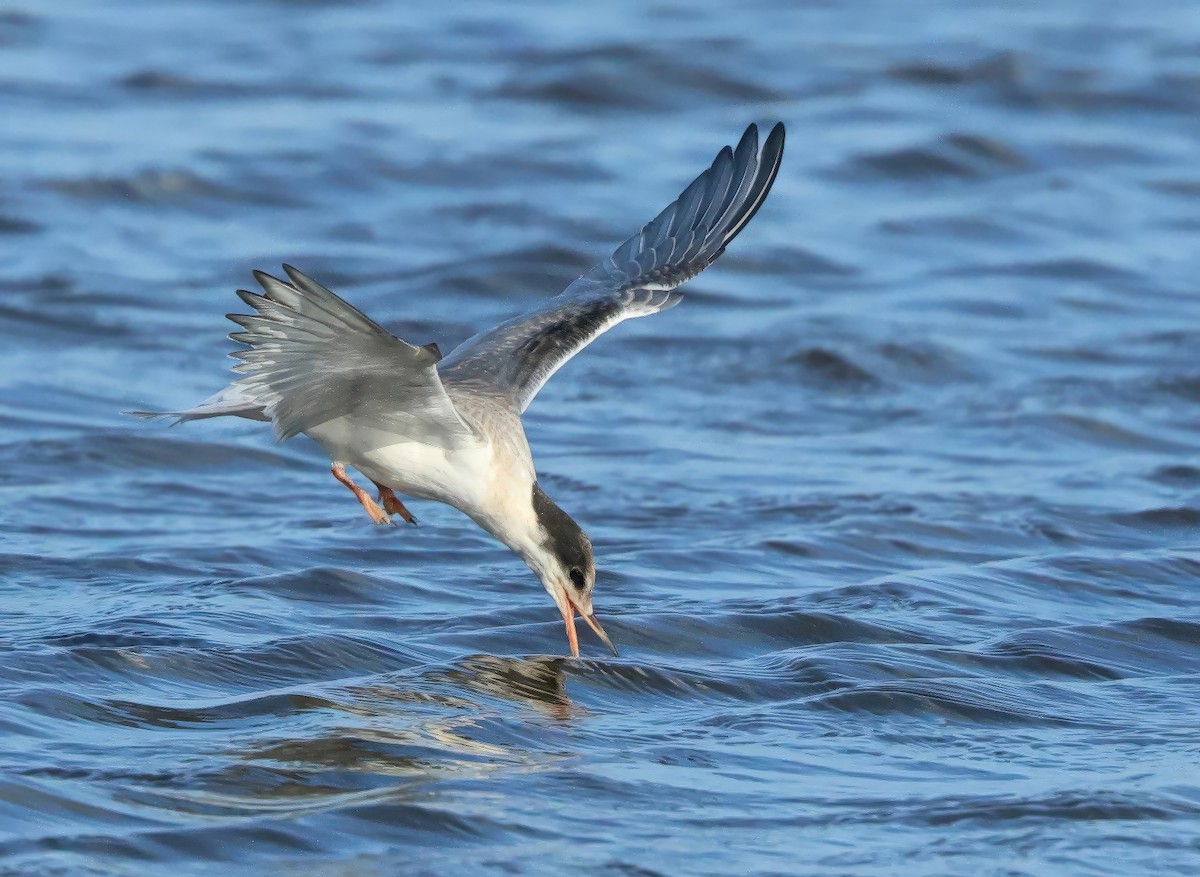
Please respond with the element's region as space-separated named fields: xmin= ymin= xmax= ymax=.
xmin=569 ymin=567 xmax=586 ymax=590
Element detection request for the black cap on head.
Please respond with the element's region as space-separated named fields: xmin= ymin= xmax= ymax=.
xmin=531 ymin=482 xmax=593 ymax=594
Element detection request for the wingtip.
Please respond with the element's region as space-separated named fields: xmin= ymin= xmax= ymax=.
xmin=760 ymin=121 xmax=786 ymax=175
xmin=250 ymin=268 xmax=270 ymax=289
xmin=738 ymin=120 xmax=784 ymax=153
xmin=280 ymin=263 xmax=308 ymax=286
xmin=250 ymin=268 xmax=286 ymax=292
xmin=737 ymin=122 xmax=759 ymax=153
xmin=233 ymin=289 xmax=263 ymax=310
xmin=766 ymin=120 xmax=786 ymax=152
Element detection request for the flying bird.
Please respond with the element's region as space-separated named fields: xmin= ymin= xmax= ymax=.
xmin=136 ymin=122 xmax=785 ymax=658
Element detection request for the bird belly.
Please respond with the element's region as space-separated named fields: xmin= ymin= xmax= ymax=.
xmin=354 ymin=439 xmax=488 ymax=505
xmin=304 ymin=411 xmax=536 ymax=543
xmin=303 ymin=416 xmax=493 ymax=507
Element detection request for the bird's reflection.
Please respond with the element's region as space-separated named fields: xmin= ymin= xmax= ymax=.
xmin=437 ymin=653 xmax=584 ymax=722
xmin=338 ymin=654 xmax=579 ymax=718
xmin=191 ymin=654 xmax=592 ymax=820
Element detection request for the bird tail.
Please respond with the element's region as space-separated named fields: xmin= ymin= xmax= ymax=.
xmin=125 ymin=385 xmax=269 ymax=425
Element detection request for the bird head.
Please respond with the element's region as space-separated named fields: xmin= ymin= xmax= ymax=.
xmin=528 ymin=483 xmax=617 ymax=658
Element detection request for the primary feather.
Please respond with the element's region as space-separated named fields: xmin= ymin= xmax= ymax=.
xmin=438 ymin=122 xmax=785 ymax=412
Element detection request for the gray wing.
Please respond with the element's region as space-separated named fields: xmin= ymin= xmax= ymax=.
xmin=438 ymin=122 xmax=785 ymax=413
xmin=225 ymin=265 xmax=472 ymax=444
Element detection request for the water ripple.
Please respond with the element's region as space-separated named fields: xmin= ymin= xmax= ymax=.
xmin=5 ymin=1 xmax=1200 ymax=874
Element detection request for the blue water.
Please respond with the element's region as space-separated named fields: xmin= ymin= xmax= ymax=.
xmin=4 ymin=1 xmax=1200 ymax=874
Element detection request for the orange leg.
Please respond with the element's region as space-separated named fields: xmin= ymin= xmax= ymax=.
xmin=331 ymin=463 xmax=391 ymax=525
xmin=372 ymin=481 xmax=418 ymax=526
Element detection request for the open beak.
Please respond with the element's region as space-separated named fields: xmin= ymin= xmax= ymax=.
xmin=556 ymin=593 xmax=618 ymax=658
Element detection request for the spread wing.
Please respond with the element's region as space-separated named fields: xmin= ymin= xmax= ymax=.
xmin=226 ymin=265 xmax=472 ymax=444
xmin=438 ymin=122 xmax=785 ymax=413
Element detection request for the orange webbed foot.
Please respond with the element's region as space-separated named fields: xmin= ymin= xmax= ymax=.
xmin=331 ymin=463 xmax=395 ymax=526
xmin=375 ymin=483 xmax=417 ymax=526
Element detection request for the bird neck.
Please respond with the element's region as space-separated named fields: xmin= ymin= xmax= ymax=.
xmin=466 ymin=481 xmax=579 ymax=589
xmin=460 ymin=477 xmax=548 ymax=569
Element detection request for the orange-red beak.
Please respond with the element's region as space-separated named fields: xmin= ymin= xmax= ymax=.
xmin=557 ymin=595 xmax=618 ymax=658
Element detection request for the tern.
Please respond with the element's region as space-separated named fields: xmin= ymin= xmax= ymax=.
xmin=136 ymin=122 xmax=785 ymax=658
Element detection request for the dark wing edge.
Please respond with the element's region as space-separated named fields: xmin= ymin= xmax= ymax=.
xmin=583 ymin=121 xmax=785 ymax=295
xmin=438 ymin=122 xmax=785 ymax=412
xmin=439 ymin=285 xmax=679 ymax=412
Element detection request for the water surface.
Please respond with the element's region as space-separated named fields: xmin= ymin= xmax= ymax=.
xmin=3 ymin=1 xmax=1200 ymax=874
